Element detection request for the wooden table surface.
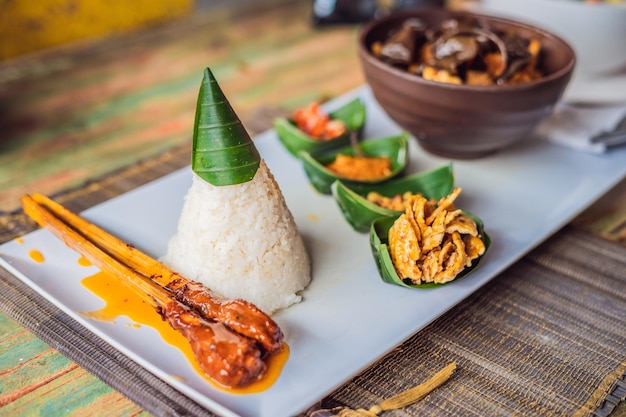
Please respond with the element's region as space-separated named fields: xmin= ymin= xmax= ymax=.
xmin=1 ymin=0 xmax=625 ymax=415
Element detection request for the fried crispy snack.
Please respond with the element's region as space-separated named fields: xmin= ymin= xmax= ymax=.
xmin=388 ymin=187 xmax=485 ymax=284
xmin=366 ymin=191 xmax=416 ymax=211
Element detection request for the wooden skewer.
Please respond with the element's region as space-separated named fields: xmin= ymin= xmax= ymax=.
xmin=21 ymin=193 xmax=268 ymax=388
xmin=22 ymin=194 xmax=171 ymax=307
xmin=29 ymin=193 xmax=187 ymax=291
xmin=25 ymin=193 xmax=285 ymax=354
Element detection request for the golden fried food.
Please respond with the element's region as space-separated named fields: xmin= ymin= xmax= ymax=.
xmin=387 ymin=187 xmax=485 ymax=285
xmin=366 ymin=191 xmax=417 ymax=211
xmin=389 ymin=214 xmax=423 ymax=280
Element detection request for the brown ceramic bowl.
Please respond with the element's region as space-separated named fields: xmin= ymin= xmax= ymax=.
xmin=358 ymin=8 xmax=576 ymax=159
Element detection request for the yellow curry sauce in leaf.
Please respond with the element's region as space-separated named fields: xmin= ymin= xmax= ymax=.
xmin=192 ymin=68 xmax=260 ymax=186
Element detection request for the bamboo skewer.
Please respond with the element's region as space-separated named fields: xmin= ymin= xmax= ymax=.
xmin=29 ymin=193 xmax=187 ymax=291
xmin=21 ymin=193 xmax=269 ymax=388
xmin=25 ymin=193 xmax=285 ymax=355
xmin=22 ymin=194 xmax=172 ymax=307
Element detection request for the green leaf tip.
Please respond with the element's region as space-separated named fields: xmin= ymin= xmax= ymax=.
xmin=192 ymin=67 xmax=260 ymax=186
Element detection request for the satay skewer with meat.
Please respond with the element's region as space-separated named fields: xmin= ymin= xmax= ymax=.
xmin=21 ymin=194 xmax=277 ymax=389
xmin=26 ymin=192 xmax=284 ymax=355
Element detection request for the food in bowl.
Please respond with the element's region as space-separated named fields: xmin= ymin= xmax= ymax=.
xmin=475 ymin=0 xmax=626 ymax=77
xmin=358 ymin=9 xmax=576 ymax=158
xmin=370 ymin=15 xmax=544 ymax=86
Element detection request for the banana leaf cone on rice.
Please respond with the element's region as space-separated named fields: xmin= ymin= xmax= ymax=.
xmin=161 ymin=68 xmax=312 ymax=315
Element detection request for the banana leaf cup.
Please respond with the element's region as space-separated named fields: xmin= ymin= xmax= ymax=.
xmin=369 ymin=212 xmax=491 ymax=289
xmin=299 ymin=133 xmax=409 ymax=195
xmin=273 ymin=98 xmax=366 ymax=157
xmin=331 ymin=164 xmax=455 ymax=233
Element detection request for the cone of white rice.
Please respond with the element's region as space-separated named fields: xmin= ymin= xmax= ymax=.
xmin=161 ymin=68 xmax=311 ymax=314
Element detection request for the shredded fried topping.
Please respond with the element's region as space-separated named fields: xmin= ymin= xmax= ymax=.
xmin=366 ymin=191 xmax=418 ymax=211
xmin=388 ymin=187 xmax=485 ymax=285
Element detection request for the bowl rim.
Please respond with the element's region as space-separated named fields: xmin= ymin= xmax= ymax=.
xmin=357 ymin=8 xmax=576 ymax=93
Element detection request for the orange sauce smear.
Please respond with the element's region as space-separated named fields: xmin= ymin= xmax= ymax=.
xmin=77 ymin=256 xmax=92 ymax=267
xmin=80 ymin=270 xmax=289 ymax=394
xmin=28 ymin=249 xmax=45 ymax=263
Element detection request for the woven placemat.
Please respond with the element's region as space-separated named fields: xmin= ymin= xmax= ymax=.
xmin=311 ymin=227 xmax=626 ymax=417
xmin=1 ymin=141 xmax=625 ymax=417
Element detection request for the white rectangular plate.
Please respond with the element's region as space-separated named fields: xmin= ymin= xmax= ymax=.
xmin=2 ymin=86 xmax=626 ymax=417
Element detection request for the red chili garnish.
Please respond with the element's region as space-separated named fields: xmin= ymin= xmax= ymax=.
xmin=293 ymin=102 xmax=346 ymax=141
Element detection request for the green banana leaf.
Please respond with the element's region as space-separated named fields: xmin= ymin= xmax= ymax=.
xmin=273 ymin=98 xmax=366 ymax=158
xmin=192 ymin=67 xmax=260 ymax=186
xmin=369 ymin=211 xmax=491 ymax=289
xmin=299 ymin=133 xmax=409 ymax=195
xmin=331 ymin=163 xmax=455 ymax=233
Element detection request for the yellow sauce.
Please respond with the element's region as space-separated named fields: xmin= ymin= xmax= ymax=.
xmin=15 ymin=237 xmax=24 ymax=244
xmin=77 ymin=256 xmax=92 ymax=267
xmin=28 ymin=249 xmax=45 ymax=263
xmin=80 ymin=270 xmax=288 ymax=393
